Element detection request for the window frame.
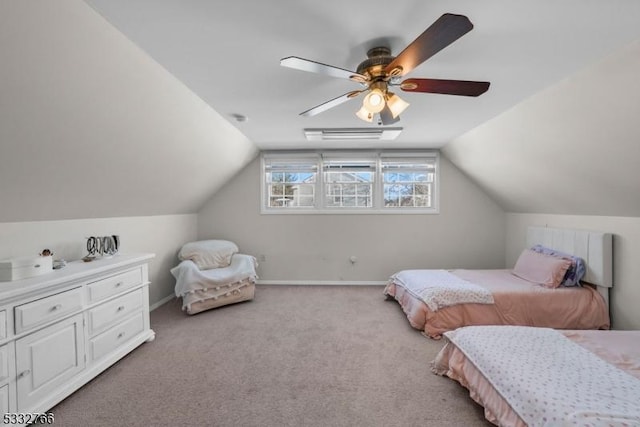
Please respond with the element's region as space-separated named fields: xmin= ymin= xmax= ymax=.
xmin=260 ymin=150 xmax=439 ymax=215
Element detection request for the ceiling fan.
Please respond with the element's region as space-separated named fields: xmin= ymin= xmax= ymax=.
xmin=280 ymin=13 xmax=490 ymax=125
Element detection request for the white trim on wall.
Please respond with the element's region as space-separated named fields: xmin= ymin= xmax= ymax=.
xmin=150 ymin=294 xmax=176 ymax=311
xmin=256 ymin=280 xmax=388 ymax=286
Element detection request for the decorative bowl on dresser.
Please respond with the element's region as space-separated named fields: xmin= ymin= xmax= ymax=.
xmin=0 ymin=253 xmax=155 ymax=425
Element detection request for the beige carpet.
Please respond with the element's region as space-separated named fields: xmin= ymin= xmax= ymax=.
xmin=46 ymin=285 xmax=492 ymax=426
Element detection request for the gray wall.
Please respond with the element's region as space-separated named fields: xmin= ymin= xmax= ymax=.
xmin=0 ymin=215 xmax=196 ymax=307
xmin=443 ymin=40 xmax=640 ymax=216
xmin=198 ymin=155 xmax=506 ymax=282
xmin=505 ymin=214 xmax=640 ymax=330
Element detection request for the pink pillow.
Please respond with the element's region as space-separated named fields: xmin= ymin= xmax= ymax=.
xmin=512 ymin=249 xmax=573 ymax=288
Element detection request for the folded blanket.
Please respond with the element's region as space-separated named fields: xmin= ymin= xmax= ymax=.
xmin=171 ymin=254 xmax=258 ymax=298
xmin=390 ymin=269 xmax=494 ymax=311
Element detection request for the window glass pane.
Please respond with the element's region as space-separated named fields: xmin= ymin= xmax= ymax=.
xmin=323 ymin=159 xmax=374 ymax=208
xmin=265 ymin=157 xmax=317 ymax=209
xmin=382 ymin=157 xmax=435 ymax=209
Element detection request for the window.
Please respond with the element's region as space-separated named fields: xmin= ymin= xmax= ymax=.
xmin=263 ymin=156 xmax=317 ymax=209
xmin=323 ymin=158 xmax=375 ymax=208
xmin=261 ymin=151 xmax=438 ymax=214
xmin=382 ymin=158 xmax=435 ymax=208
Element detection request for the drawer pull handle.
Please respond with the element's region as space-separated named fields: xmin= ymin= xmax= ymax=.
xmin=51 ymin=304 xmax=62 ymax=311
xmin=18 ymin=369 xmax=31 ymax=378
xmin=117 ymin=332 xmax=126 ymax=339
xmin=117 ymin=305 xmax=125 ymax=312
xmin=115 ymin=282 xmax=123 ymax=287
xmin=34 ymin=264 xmax=41 ymax=268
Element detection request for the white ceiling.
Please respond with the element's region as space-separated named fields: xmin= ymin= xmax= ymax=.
xmin=85 ymin=0 xmax=640 ymax=150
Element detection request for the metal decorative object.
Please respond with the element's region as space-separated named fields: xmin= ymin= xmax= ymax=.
xmin=85 ymin=235 xmax=120 ymax=261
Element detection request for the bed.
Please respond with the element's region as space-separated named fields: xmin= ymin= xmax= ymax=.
xmin=432 ymin=326 xmax=640 ymax=426
xmin=384 ymin=226 xmax=612 ymax=338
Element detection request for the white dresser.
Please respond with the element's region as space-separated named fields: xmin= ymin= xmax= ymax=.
xmin=0 ymin=253 xmax=155 ymax=424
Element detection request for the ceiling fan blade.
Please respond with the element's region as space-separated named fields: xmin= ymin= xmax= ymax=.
xmin=400 ymin=78 xmax=490 ymax=97
xmin=385 ymin=13 xmax=474 ymax=76
xmin=300 ymin=90 xmax=363 ymax=117
xmin=281 ymin=56 xmax=369 ymax=83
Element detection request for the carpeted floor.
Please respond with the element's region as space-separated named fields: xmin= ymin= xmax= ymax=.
xmin=45 ymin=285 xmax=492 ymax=426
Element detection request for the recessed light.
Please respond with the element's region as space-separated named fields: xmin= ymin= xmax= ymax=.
xmin=230 ymin=113 xmax=248 ymax=122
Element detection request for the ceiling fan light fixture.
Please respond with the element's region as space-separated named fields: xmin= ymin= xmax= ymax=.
xmin=281 ymin=14 xmax=490 ymax=120
xmin=386 ymin=92 xmax=410 ymax=118
xmin=363 ymin=88 xmax=386 ymax=114
xmin=355 ymin=105 xmax=374 ymax=122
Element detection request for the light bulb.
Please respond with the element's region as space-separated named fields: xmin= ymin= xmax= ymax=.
xmin=363 ymin=89 xmax=386 ymax=113
xmin=379 ymin=106 xmax=400 ymax=125
xmin=386 ymin=92 xmax=410 ymax=118
xmin=355 ymin=105 xmax=374 ymax=122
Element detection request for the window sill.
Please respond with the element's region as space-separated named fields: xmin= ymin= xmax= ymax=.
xmin=260 ymin=208 xmax=440 ymax=215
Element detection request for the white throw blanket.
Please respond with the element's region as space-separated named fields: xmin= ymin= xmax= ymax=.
xmin=444 ymin=325 xmax=640 ymax=427
xmin=171 ymin=254 xmax=258 ymax=298
xmin=390 ymin=269 xmax=493 ymax=311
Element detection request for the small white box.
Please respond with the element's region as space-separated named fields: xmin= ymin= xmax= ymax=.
xmin=0 ymin=256 xmax=53 ymax=282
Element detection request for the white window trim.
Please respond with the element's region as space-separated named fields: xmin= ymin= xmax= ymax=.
xmin=260 ymin=150 xmax=439 ymax=215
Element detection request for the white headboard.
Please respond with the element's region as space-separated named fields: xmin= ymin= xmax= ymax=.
xmin=526 ymin=226 xmax=613 ymax=306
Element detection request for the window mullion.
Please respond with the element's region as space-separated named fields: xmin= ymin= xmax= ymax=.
xmin=374 ymin=154 xmax=382 ymax=209
xmin=317 ymin=156 xmax=325 ymax=209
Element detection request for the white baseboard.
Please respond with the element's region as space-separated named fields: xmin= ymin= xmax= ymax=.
xmin=150 ymin=294 xmax=176 ymax=311
xmin=256 ymin=280 xmax=387 ymax=286
xmin=149 ymin=281 xmax=387 ymax=309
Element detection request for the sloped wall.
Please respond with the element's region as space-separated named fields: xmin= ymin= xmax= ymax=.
xmin=197 ymin=155 xmax=506 ymax=282
xmin=0 ymin=0 xmax=258 ymax=222
xmin=442 ymin=40 xmax=640 ymax=216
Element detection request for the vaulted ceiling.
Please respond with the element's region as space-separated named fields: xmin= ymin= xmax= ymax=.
xmin=86 ymin=0 xmax=640 ymax=149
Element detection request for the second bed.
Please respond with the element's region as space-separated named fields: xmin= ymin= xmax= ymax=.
xmin=385 ymin=226 xmax=612 ymax=338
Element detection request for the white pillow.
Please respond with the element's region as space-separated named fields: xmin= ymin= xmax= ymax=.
xmin=178 ymin=240 xmax=238 ymax=270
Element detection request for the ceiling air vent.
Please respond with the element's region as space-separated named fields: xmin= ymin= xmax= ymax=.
xmin=304 ymin=127 xmax=402 ymax=141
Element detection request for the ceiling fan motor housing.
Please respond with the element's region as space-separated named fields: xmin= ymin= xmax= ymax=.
xmin=356 ymin=46 xmax=396 ymax=80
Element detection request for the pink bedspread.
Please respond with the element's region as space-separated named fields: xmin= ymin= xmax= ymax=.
xmin=433 ymin=330 xmax=640 ymax=427
xmin=384 ymin=269 xmax=609 ymax=339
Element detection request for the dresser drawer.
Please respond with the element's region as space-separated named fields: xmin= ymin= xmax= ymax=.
xmin=0 ymin=384 xmax=8 ymax=416
xmin=14 ymin=287 xmax=83 ymax=334
xmin=87 ymin=289 xmax=143 ymax=336
xmin=0 ymin=311 xmax=6 ymax=340
xmin=87 ymin=267 xmax=142 ymax=303
xmin=89 ymin=312 xmax=144 ymax=362
xmin=0 ymin=345 xmax=8 ymax=383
